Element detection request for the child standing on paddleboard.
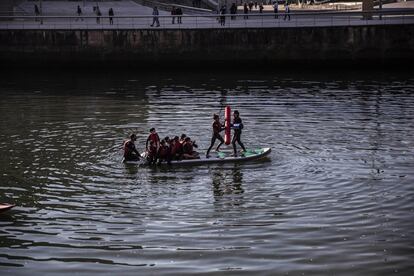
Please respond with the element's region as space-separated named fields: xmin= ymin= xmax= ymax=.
xmin=206 ymin=114 xmax=225 ymax=158
xmin=232 ymin=110 xmax=246 ymax=157
xmin=146 ymin=128 xmax=160 ymax=163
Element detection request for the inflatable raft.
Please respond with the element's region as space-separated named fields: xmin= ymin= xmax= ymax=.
xmin=123 ymin=147 xmax=271 ymax=166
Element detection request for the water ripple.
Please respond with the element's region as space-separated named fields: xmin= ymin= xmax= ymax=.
xmin=1 ymin=72 xmax=414 ymax=274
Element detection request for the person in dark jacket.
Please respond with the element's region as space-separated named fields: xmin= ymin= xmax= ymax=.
xmin=176 ymin=7 xmax=183 ymax=24
xmin=230 ymin=3 xmax=237 ymax=20
xmin=171 ymin=6 xmax=176 ymax=24
xmin=231 ymin=110 xmax=246 ymax=156
xmin=108 ymin=8 xmax=114 ymax=25
xmin=150 ymin=6 xmax=160 ymax=27
xmin=243 ymin=3 xmax=249 ymax=19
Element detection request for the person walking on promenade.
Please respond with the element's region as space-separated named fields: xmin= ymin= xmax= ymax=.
xmin=108 ymin=8 xmax=114 ymax=25
xmin=171 ymin=6 xmax=176 ymax=24
xmin=150 ymin=6 xmax=160 ymax=27
xmin=243 ymin=3 xmax=249 ymax=19
xmin=284 ymin=2 xmax=290 ymax=21
xmin=230 ymin=3 xmax=237 ymax=20
xmin=34 ymin=4 xmax=40 ymax=21
xmin=76 ymin=5 xmax=83 ymax=21
xmin=273 ymin=1 xmax=278 ymax=19
xmin=248 ymin=1 xmax=254 ymax=11
xmin=96 ymin=6 xmax=102 ymax=24
xmin=176 ymin=7 xmax=183 ymax=24
xmin=219 ymin=5 xmax=226 ymax=26
xmin=259 ymin=2 xmax=264 ymax=13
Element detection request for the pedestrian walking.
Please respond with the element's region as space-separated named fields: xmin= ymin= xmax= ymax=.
xmin=34 ymin=4 xmax=40 ymax=21
xmin=273 ymin=1 xmax=278 ymax=19
xmin=76 ymin=5 xmax=83 ymax=21
xmin=171 ymin=6 xmax=176 ymax=24
xmin=151 ymin=6 xmax=160 ymax=27
xmin=230 ymin=3 xmax=237 ymax=20
xmin=259 ymin=2 xmax=264 ymax=13
xmin=243 ymin=3 xmax=249 ymax=19
xmin=219 ymin=5 xmax=226 ymax=26
xmin=176 ymin=7 xmax=183 ymax=24
xmin=284 ymin=2 xmax=290 ymax=21
xmin=96 ymin=6 xmax=101 ymax=24
xmin=249 ymin=1 xmax=254 ymax=12
xmin=108 ymin=8 xmax=114 ymax=25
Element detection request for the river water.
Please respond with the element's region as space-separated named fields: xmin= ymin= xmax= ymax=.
xmin=0 ymin=71 xmax=413 ymax=275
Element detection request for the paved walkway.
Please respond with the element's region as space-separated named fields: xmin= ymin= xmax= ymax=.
xmin=17 ymin=0 xmax=169 ymax=16
xmin=0 ymin=0 xmax=413 ymax=29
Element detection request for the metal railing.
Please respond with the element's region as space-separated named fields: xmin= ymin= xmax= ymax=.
xmin=0 ymin=9 xmax=413 ymax=30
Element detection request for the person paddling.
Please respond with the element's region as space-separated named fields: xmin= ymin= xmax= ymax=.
xmin=123 ymin=134 xmax=141 ymax=161
xmin=232 ymin=110 xmax=246 ymax=156
xmin=206 ymin=114 xmax=225 ymax=158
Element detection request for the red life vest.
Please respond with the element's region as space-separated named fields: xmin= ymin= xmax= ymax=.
xmin=183 ymin=142 xmax=193 ymax=154
xmin=148 ymin=133 xmax=160 ymax=144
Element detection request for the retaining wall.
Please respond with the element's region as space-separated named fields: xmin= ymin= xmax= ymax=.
xmin=1 ymin=25 xmax=413 ymax=69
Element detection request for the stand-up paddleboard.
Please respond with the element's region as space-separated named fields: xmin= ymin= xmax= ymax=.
xmin=0 ymin=204 xmax=15 ymax=214
xmin=224 ymin=106 xmax=231 ymax=145
xmin=124 ymin=147 xmax=271 ymax=166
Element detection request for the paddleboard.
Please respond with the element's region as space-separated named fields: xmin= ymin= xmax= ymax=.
xmin=124 ymin=147 xmax=271 ymax=166
xmin=0 ymin=204 xmax=15 ymax=214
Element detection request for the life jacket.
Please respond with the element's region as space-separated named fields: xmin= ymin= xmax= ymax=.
xmin=183 ymin=142 xmax=193 ymax=154
xmin=148 ymin=133 xmax=160 ymax=144
xmin=158 ymin=145 xmax=170 ymax=158
xmin=172 ymin=142 xmax=182 ymax=155
xmin=148 ymin=144 xmax=157 ymax=157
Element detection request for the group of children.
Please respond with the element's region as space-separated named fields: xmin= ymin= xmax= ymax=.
xmin=146 ymin=129 xmax=200 ymax=164
xmin=123 ymin=110 xmax=246 ymax=164
xmin=123 ymin=128 xmax=200 ymax=164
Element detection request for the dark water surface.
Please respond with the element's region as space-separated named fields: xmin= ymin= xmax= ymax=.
xmin=1 ymin=72 xmax=414 ymax=275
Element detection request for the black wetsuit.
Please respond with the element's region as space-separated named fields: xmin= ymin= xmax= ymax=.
xmin=124 ymin=140 xmax=140 ymax=161
xmin=206 ymin=120 xmax=224 ymax=156
xmin=232 ymin=117 xmax=246 ymax=155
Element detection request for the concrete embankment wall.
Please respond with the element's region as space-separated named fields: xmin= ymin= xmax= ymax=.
xmin=1 ymin=25 xmax=413 ymax=69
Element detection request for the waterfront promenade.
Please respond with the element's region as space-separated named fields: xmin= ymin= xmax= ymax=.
xmin=1 ymin=1 xmax=413 ymax=68
xmin=1 ymin=0 xmax=413 ymax=29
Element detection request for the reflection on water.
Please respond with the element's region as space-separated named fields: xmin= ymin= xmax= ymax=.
xmin=212 ymin=166 xmax=244 ymax=201
xmin=0 ymin=71 xmax=414 ymax=275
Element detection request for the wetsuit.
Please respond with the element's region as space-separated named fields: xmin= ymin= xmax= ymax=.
xmin=123 ymin=140 xmax=140 ymax=161
xmin=232 ymin=117 xmax=246 ymax=155
xmin=206 ymin=120 xmax=224 ymax=156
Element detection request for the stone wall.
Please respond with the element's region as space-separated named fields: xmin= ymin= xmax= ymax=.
xmin=0 ymin=25 xmax=413 ymax=69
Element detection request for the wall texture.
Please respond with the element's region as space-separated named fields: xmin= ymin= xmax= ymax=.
xmin=1 ymin=25 xmax=413 ymax=69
